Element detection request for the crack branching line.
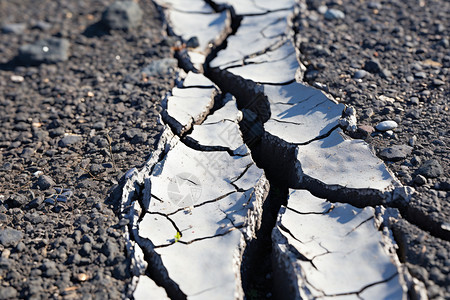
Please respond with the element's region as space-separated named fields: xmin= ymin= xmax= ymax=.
xmin=154 ymin=226 xmax=241 ymax=249
xmin=270 ymin=118 xmax=305 ymax=126
xmin=223 ymin=48 xmax=296 ymax=71
xmin=292 ymin=124 xmax=340 ymax=146
xmin=230 ymin=162 xmax=254 ymax=183
xmin=177 ymin=84 xmax=215 ymax=89
xmin=278 ymin=222 xmax=304 ymax=245
xmin=215 ymin=36 xmax=287 ymax=69
xmin=270 ymin=93 xmax=316 ymax=106
xmin=345 ymin=216 xmax=375 ymax=237
xmin=146 ymin=211 xmax=183 ymax=236
xmin=165 ymin=191 xmax=238 ymax=216
xmin=326 ymin=272 xmax=399 ymax=298
xmin=150 ymin=193 xmax=163 ymax=203
xmin=286 ymin=204 xmax=335 ymax=215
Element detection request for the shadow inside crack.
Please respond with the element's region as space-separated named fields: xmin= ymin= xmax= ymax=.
xmin=240 ymin=184 xmax=288 ymax=300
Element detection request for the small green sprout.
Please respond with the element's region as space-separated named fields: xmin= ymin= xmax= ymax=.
xmin=174 ymin=231 xmax=181 ymax=242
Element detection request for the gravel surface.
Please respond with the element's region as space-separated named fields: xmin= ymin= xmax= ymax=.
xmin=0 ymin=0 xmax=175 ymax=298
xmin=0 ymin=0 xmax=449 ymax=299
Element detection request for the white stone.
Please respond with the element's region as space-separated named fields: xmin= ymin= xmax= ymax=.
xmin=375 ymin=120 xmax=398 ymax=131
xmin=10 ymin=75 xmax=24 ymax=83
xmin=295 ymin=129 xmax=397 ymax=190
xmin=210 ymin=0 xmax=267 ymax=15
xmin=272 ymin=189 xmax=407 ymax=299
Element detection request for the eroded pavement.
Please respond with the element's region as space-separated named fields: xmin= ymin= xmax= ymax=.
xmin=118 ymin=0 xmax=447 ymax=299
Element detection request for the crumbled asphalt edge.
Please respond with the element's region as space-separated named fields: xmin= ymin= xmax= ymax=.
xmin=116 ymin=0 xmax=429 ymax=299
xmin=0 ymin=0 xmax=177 ymax=298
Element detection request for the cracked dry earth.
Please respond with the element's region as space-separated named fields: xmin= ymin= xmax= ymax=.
xmin=119 ymin=0 xmax=448 ymax=300
xmin=0 ymin=0 xmax=448 ymax=300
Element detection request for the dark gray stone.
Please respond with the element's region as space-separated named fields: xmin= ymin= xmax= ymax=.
xmin=0 ymin=286 xmax=18 ymax=299
xmin=436 ymin=180 xmax=450 ymax=191
xmin=90 ymin=164 xmax=105 ymax=175
xmin=59 ymin=135 xmax=82 ymax=147
xmin=413 ymin=174 xmax=427 ymax=186
xmin=19 ymin=38 xmax=69 ymax=65
xmin=418 ymin=159 xmax=443 ymax=178
xmin=378 ymin=144 xmax=413 ymax=161
xmin=102 ymin=1 xmax=143 ymax=30
xmin=141 ymin=58 xmax=178 ymax=77
xmin=5 ymin=193 xmax=28 ymax=208
xmin=1 ymin=23 xmax=26 ymax=34
xmin=27 ymin=196 xmax=44 ymax=209
xmin=113 ymin=262 xmax=130 ymax=279
xmin=186 ymin=36 xmax=200 ymax=48
xmin=364 ymin=59 xmax=382 ymax=73
xmin=37 ymin=175 xmax=56 ymax=190
xmin=33 ymin=21 xmax=52 ymax=31
xmin=41 ymin=260 xmax=59 ymax=277
xmin=80 ymin=243 xmax=92 ymax=257
xmin=0 ymin=228 xmax=24 ymax=247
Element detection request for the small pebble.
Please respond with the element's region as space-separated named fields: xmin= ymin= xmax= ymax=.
xmin=18 ymin=37 xmax=70 ymax=65
xmin=414 ymin=72 xmax=427 ymax=79
xmin=375 ymin=120 xmax=398 ymax=131
xmin=378 ymin=144 xmax=412 ymax=161
xmin=418 ymin=159 xmax=443 ymax=178
xmin=1 ymin=23 xmax=26 ymax=34
xmin=432 ymin=79 xmax=445 ymax=86
xmin=364 ymin=59 xmax=381 ymax=73
xmin=102 ymin=1 xmax=143 ymax=30
xmin=353 ymin=70 xmax=367 ymax=79
xmin=37 ymin=175 xmax=56 ymax=190
xmin=10 ymin=75 xmax=24 ymax=83
xmin=59 ymin=134 xmax=82 ymax=147
xmin=413 ymin=174 xmax=427 ymax=186
xmin=409 ymin=97 xmax=420 ymax=105
xmin=324 ymin=9 xmax=345 ymax=20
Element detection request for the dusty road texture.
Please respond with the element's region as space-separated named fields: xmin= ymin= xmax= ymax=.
xmin=120 ymin=0 xmax=448 ymax=299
